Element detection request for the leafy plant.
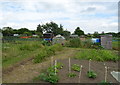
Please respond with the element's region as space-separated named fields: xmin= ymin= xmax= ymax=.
xmin=39 ymin=72 xmax=59 ymax=84
xmin=99 ymin=81 xmax=111 ymax=85
xmin=67 ymin=73 xmax=76 ymax=77
xmin=33 ymin=50 xmax=48 ymax=63
xmin=47 ymin=66 xmax=59 ymax=73
xmin=71 ymin=64 xmax=80 ymax=72
xmin=87 ymin=70 xmax=97 ymax=78
xmin=69 ymin=38 xmax=82 ymax=48
xmin=56 ymin=62 xmax=64 ymax=69
xmin=41 ymin=40 xmax=51 ymax=46
xmin=74 ymin=49 xmax=119 ymax=62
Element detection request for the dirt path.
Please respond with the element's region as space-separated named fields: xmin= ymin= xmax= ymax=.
xmin=3 ymin=47 xmax=78 ymax=83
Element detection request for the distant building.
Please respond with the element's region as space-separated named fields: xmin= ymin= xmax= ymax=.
xmin=70 ymin=35 xmax=79 ymax=38
xmin=43 ymin=33 xmax=54 ymax=42
xmin=13 ymin=34 xmax=19 ymax=36
xmin=101 ymin=34 xmax=112 ymax=49
xmin=32 ymin=34 xmax=38 ymax=37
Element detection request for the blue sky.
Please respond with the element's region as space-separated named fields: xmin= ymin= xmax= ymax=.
xmin=0 ymin=0 xmax=119 ymax=33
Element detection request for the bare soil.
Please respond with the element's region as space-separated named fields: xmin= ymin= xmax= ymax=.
xmin=57 ymin=59 xmax=119 ymax=83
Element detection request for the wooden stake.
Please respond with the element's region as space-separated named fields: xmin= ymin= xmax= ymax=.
xmin=89 ymin=59 xmax=91 ymax=71
xmin=78 ymin=65 xmax=83 ymax=83
xmin=69 ymin=58 xmax=71 ymax=73
xmin=105 ymin=66 xmax=107 ymax=82
xmin=55 ymin=60 xmax=57 ymax=75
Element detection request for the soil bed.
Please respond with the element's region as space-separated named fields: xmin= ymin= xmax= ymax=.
xmin=55 ymin=59 xmax=119 ymax=83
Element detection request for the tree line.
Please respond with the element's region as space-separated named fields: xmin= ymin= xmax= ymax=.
xmin=0 ymin=21 xmax=120 ymax=38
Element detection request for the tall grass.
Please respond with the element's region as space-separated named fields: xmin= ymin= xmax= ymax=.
xmin=112 ymin=41 xmax=120 ymax=51
xmin=33 ymin=44 xmax=63 ymax=63
xmin=74 ymin=49 xmax=119 ymax=61
xmin=2 ymin=41 xmax=44 ymax=68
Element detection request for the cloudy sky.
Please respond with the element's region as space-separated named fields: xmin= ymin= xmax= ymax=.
xmin=0 ymin=0 xmax=119 ymax=34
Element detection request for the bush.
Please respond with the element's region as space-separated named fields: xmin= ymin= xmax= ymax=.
xmin=33 ymin=44 xmax=63 ymax=63
xmin=81 ymin=39 xmax=92 ymax=48
xmin=69 ymin=38 xmax=81 ymax=48
xmin=33 ymin=50 xmax=48 ymax=63
xmin=41 ymin=40 xmax=51 ymax=46
xmin=74 ymin=49 xmax=119 ymax=61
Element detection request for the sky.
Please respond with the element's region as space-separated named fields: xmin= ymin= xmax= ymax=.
xmin=0 ymin=0 xmax=119 ymax=34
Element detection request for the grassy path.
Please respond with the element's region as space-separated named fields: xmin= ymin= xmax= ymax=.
xmin=3 ymin=47 xmax=78 ymax=83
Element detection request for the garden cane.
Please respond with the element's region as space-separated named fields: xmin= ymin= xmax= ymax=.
xmin=105 ymin=66 xmax=107 ymax=82
xmin=55 ymin=60 xmax=57 ymax=75
xmin=69 ymin=58 xmax=71 ymax=73
xmin=89 ymin=59 xmax=91 ymax=72
xmin=78 ymin=65 xmax=83 ymax=83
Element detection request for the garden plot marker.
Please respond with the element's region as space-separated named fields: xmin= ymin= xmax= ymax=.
xmin=78 ymin=65 xmax=83 ymax=83
xmin=69 ymin=58 xmax=71 ymax=73
xmin=105 ymin=66 xmax=108 ymax=82
xmin=89 ymin=59 xmax=91 ymax=71
xmin=55 ymin=60 xmax=57 ymax=75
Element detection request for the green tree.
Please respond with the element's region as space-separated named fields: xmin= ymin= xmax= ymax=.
xmin=62 ymin=30 xmax=71 ymax=37
xmin=2 ymin=27 xmax=14 ymax=36
xmin=37 ymin=24 xmax=43 ymax=34
xmin=17 ymin=28 xmax=30 ymax=34
xmin=74 ymin=27 xmax=84 ymax=36
xmin=93 ymin=31 xmax=100 ymax=38
xmin=40 ymin=21 xmax=64 ymax=36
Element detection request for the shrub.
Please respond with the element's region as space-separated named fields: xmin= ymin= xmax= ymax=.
xmin=81 ymin=39 xmax=92 ymax=48
xmin=33 ymin=50 xmax=48 ymax=63
xmin=74 ymin=49 xmax=119 ymax=61
xmin=69 ymin=38 xmax=81 ymax=48
xmin=71 ymin=64 xmax=80 ymax=72
xmin=41 ymin=40 xmax=51 ymax=46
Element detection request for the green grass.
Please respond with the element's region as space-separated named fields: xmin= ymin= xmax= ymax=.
xmin=112 ymin=41 xmax=120 ymax=51
xmin=33 ymin=44 xmax=63 ymax=63
xmin=74 ymin=49 xmax=119 ymax=61
xmin=2 ymin=41 xmax=44 ymax=68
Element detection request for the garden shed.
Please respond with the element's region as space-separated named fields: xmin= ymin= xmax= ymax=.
xmin=70 ymin=35 xmax=79 ymax=38
xmin=100 ymin=34 xmax=112 ymax=49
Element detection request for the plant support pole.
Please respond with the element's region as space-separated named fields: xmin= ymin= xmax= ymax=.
xmin=55 ymin=60 xmax=57 ymax=75
xmin=105 ymin=66 xmax=107 ymax=82
xmin=69 ymin=58 xmax=71 ymax=73
xmin=78 ymin=65 xmax=83 ymax=83
xmin=89 ymin=59 xmax=91 ymax=72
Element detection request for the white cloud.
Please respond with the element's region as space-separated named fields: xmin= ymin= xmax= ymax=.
xmin=0 ymin=0 xmax=118 ymax=33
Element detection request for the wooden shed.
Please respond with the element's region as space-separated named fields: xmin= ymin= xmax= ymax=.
xmin=100 ymin=34 xmax=112 ymax=49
